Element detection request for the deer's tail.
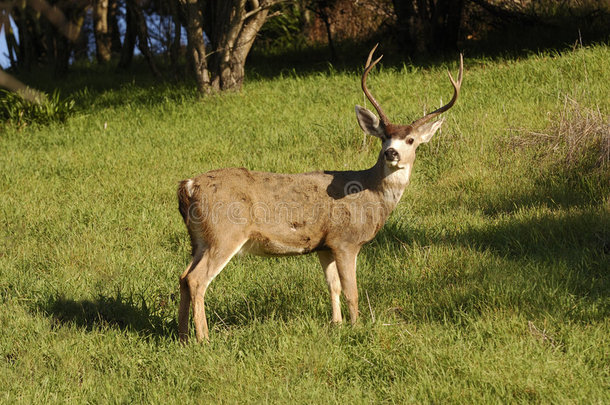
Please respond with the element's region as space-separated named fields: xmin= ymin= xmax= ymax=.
xmin=177 ymin=179 xmax=195 ymax=225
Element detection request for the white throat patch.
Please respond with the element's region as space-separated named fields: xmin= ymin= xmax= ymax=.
xmin=382 ymin=163 xmax=412 ymax=204
xmin=384 ymin=163 xmax=412 ymax=186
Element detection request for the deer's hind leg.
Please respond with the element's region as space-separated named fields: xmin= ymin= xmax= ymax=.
xmin=179 ymin=247 xmax=206 ymax=343
xmin=186 ymin=242 xmax=246 ymax=343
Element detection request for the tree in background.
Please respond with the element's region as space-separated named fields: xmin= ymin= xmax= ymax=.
xmin=118 ymin=0 xmax=161 ymax=77
xmin=91 ymin=0 xmax=121 ymax=63
xmin=293 ymin=0 xmax=391 ymax=60
xmin=1 ymin=0 xmax=608 ymax=94
xmin=8 ymin=0 xmax=89 ymax=76
xmin=179 ymin=0 xmax=283 ymax=93
xmin=0 ymin=3 xmax=19 ymax=68
xmin=1 ymin=0 xmax=283 ymax=92
xmin=306 ymin=0 xmax=337 ymax=61
xmin=392 ymin=0 xmax=464 ymax=54
xmin=93 ymin=0 xmax=112 ymax=63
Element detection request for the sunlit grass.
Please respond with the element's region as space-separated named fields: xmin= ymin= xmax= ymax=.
xmin=1 ymin=44 xmax=609 ymax=402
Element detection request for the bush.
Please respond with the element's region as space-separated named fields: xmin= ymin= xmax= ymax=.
xmin=0 ymin=89 xmax=75 ymax=127
xmin=551 ymin=97 xmax=610 ymax=171
xmin=516 ymin=97 xmax=607 ymax=160
xmin=512 ymin=95 xmax=610 ymax=191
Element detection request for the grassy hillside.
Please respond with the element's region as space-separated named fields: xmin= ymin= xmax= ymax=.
xmin=1 ymin=44 xmax=609 ymax=403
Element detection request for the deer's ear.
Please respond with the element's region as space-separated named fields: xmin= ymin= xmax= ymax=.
xmin=413 ymin=118 xmax=444 ymax=144
xmin=355 ymin=105 xmax=385 ymax=138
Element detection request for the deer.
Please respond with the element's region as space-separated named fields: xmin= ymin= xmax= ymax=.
xmin=177 ymin=45 xmax=463 ymax=342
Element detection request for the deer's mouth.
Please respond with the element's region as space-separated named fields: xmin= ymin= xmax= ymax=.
xmin=385 ymin=158 xmax=400 ymax=168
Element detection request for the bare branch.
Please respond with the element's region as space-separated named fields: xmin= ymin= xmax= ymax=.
xmin=243 ymin=0 xmax=286 ymax=21
xmin=0 ymin=69 xmax=46 ymax=103
xmin=27 ymin=0 xmax=85 ymax=41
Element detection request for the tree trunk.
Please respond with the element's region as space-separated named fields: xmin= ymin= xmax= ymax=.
xmin=117 ymin=0 xmax=160 ymax=76
xmin=317 ymin=6 xmax=336 ymax=62
xmin=207 ymin=1 xmax=248 ymax=92
xmin=392 ymin=0 xmax=464 ymax=55
xmin=132 ymin=0 xmax=161 ymax=77
xmin=180 ymin=0 xmax=211 ymax=94
xmin=94 ymin=0 xmax=112 ymax=63
xmin=179 ymin=0 xmax=278 ymax=94
xmin=226 ymin=4 xmax=270 ymax=90
xmin=54 ymin=32 xmax=71 ymax=76
xmin=10 ymin=0 xmax=86 ymax=73
xmin=53 ymin=10 xmax=85 ymax=76
xmin=108 ymin=0 xmax=122 ymax=54
xmin=208 ymin=0 xmax=275 ymax=92
xmin=13 ymin=4 xmax=36 ymax=71
xmin=431 ymin=0 xmax=463 ymax=51
xmin=118 ymin=0 xmax=137 ymax=69
xmin=169 ymin=0 xmax=184 ymax=70
xmin=73 ymin=16 xmax=90 ymax=61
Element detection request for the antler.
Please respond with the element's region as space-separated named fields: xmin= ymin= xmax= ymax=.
xmin=410 ymin=54 xmax=464 ymax=129
xmin=362 ymin=44 xmax=390 ymax=127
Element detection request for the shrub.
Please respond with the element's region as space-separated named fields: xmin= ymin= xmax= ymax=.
xmin=513 ymin=96 xmax=610 ymax=182
xmin=0 ymin=89 xmax=75 ymax=127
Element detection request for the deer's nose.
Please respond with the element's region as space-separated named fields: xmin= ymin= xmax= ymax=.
xmin=384 ymin=148 xmax=399 ymax=161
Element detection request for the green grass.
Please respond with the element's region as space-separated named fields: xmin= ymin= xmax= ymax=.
xmin=0 ymin=89 xmax=76 ymax=127
xmin=1 ymin=44 xmax=609 ymax=403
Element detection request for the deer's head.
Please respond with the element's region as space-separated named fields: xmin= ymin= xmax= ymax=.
xmin=355 ymin=45 xmax=463 ymax=171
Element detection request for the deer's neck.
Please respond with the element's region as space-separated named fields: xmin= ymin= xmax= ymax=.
xmin=370 ymin=153 xmax=413 ymax=209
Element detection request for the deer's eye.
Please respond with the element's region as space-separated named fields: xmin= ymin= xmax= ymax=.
xmin=407 ymin=138 xmax=415 ymax=145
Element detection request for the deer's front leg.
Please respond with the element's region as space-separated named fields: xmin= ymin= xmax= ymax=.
xmin=317 ymin=250 xmax=342 ymax=323
xmin=333 ymin=247 xmax=360 ymax=324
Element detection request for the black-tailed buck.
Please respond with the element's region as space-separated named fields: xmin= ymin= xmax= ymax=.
xmin=178 ymin=45 xmax=463 ymax=342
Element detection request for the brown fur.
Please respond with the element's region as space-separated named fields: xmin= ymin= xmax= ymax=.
xmin=177 ymin=180 xmax=191 ymax=224
xmin=177 ymin=48 xmax=463 ymax=343
xmin=178 ymin=154 xmax=416 ymax=343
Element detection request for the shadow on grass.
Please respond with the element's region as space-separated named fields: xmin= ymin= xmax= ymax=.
xmin=40 ymin=292 xmax=177 ymax=340
xmin=203 ymin=260 xmax=328 ymax=330
xmin=373 ymin=194 xmax=609 ymax=323
xmin=37 ymin=269 xmax=322 ymax=338
xmin=208 ymin=293 xmax=319 ymax=331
